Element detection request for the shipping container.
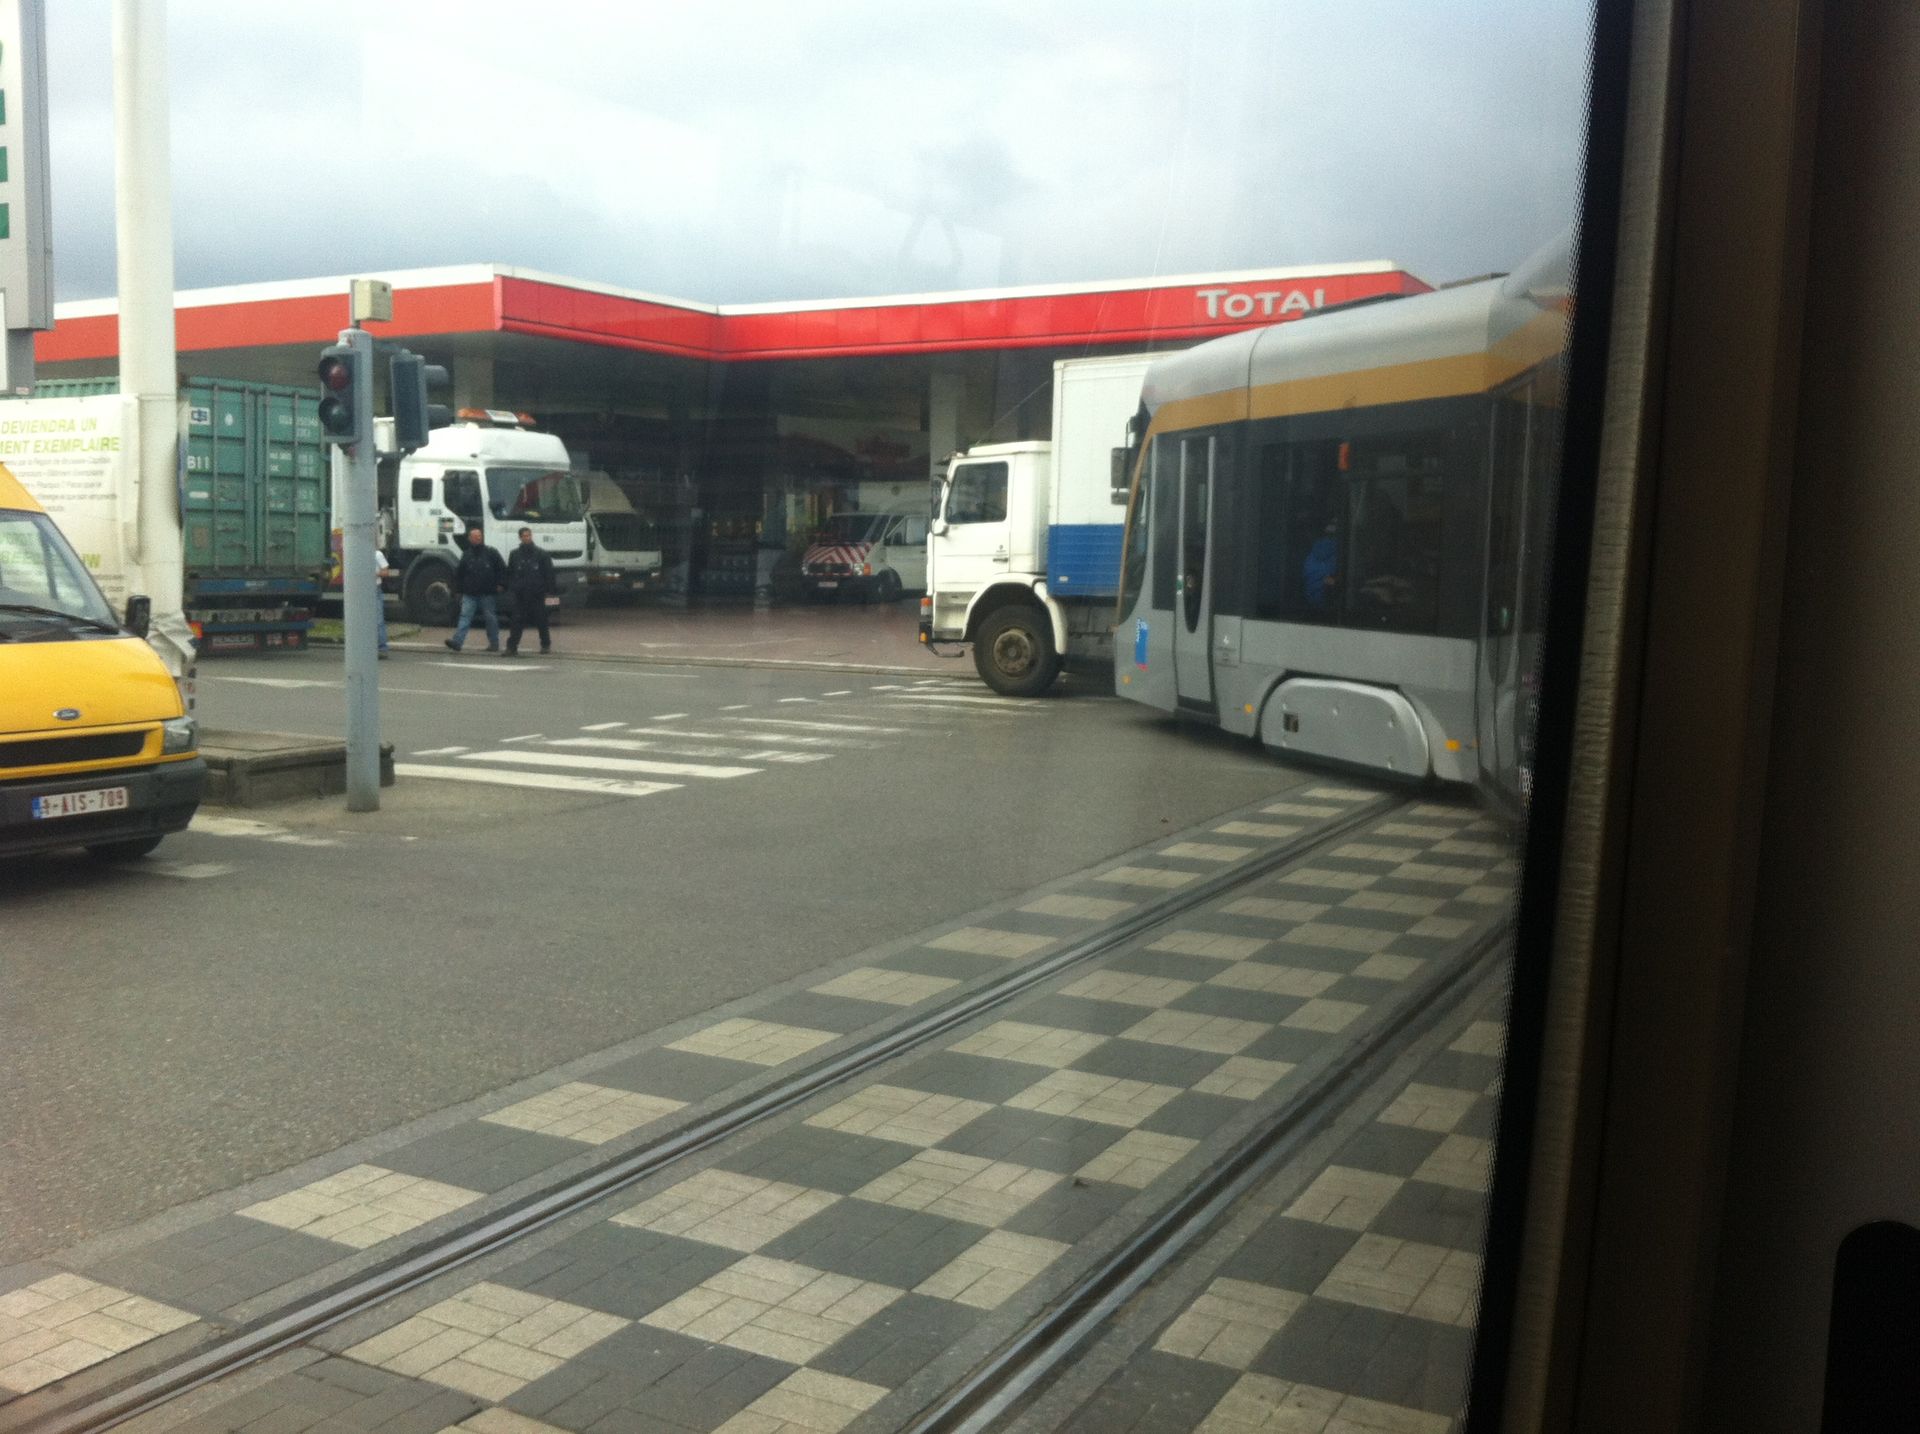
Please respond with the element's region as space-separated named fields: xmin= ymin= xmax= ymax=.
xmin=6 ymin=377 xmax=329 ymax=653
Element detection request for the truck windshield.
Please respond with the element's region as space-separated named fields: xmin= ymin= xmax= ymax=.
xmin=0 ymin=509 xmax=120 ymax=633
xmin=590 ymin=510 xmax=653 ymax=552
xmin=816 ymin=513 xmax=886 ymax=543
xmin=487 ymin=467 xmax=586 ymax=523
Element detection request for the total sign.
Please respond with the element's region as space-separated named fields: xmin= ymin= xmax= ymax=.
xmin=1195 ymin=287 xmax=1326 ymax=321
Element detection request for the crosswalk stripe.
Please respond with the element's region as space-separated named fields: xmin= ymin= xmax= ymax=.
xmin=461 ymin=750 xmax=760 ymax=779
xmin=879 ymin=691 xmax=1036 ymax=706
xmin=882 ymin=699 xmax=1042 ymax=717
xmin=728 ymin=717 xmax=910 ymax=735
xmin=397 ymin=763 xmax=679 ymax=798
xmin=581 ymin=722 xmax=625 ymax=732
xmin=549 ymin=737 xmax=829 ymax=765
xmin=622 ymin=725 xmax=873 ymax=748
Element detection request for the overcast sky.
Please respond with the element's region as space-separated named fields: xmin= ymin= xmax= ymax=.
xmin=42 ymin=1 xmax=1594 ymax=306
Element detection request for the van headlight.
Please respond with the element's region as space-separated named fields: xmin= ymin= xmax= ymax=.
xmin=162 ymin=716 xmax=198 ymax=754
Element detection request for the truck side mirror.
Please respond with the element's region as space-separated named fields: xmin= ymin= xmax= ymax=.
xmin=124 ymin=595 xmax=152 ymax=639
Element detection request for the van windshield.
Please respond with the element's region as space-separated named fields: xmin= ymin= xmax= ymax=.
xmin=487 ymin=467 xmax=586 ymax=523
xmin=816 ymin=512 xmax=886 ymax=544
xmin=0 ymin=509 xmax=119 ymax=633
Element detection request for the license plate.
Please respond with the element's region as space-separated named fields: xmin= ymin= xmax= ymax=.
xmin=817 ymin=581 xmax=839 ymax=589
xmin=33 ymin=787 xmax=130 ymax=820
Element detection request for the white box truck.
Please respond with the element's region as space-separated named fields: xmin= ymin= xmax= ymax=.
xmin=580 ymin=471 xmax=664 ymax=600
xmin=919 ymin=353 xmax=1148 ymax=695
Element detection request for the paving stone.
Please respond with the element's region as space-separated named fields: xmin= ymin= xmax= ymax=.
xmin=933 ymin=1105 xmax=1122 ymax=1173
xmin=884 ymin=1051 xmax=1054 ymax=1105
xmin=1220 ymin=1216 xmax=1361 ymax=1293
xmin=1329 ymin=1124 xmax=1447 ymax=1180
xmin=81 ymin=1218 xmax=345 ymax=1314
xmin=749 ymin=991 xmax=891 ymax=1036
xmin=1056 ymin=1349 xmax=1240 ymax=1434
xmin=808 ymin=1292 xmax=979 ymax=1388
xmin=512 ymin=1323 xmax=788 ymax=1430
xmin=761 ymin=1199 xmax=982 ymax=1287
xmin=853 ymin=1150 xmax=1060 ymax=1227
xmin=913 ymin=1230 xmax=1070 ymax=1309
xmin=1069 ymin=1038 xmax=1229 ymax=1090
xmin=496 ymin=1228 xmax=739 ymax=1321
xmin=666 ymin=1019 xmax=837 ymax=1068
xmin=1455 ymin=1095 xmax=1500 ymax=1140
xmin=1014 ymin=992 xmax=1152 ymax=1037
xmin=639 ymin=1255 xmax=903 ymax=1365
xmin=804 ymin=1084 xmax=993 ymax=1148
xmin=1001 ymin=1174 xmax=1135 ymax=1244
xmin=880 ymin=948 xmax=1007 ymax=982
xmin=1140 ymin=1092 xmax=1249 ymax=1141
xmin=1398 ymin=1050 xmax=1502 ymax=1093
xmin=923 ymin=927 xmax=1057 ymax=960
xmin=380 ymin=1125 xmax=590 ymax=1195
xmin=1166 ymin=983 xmax=1304 ymax=1026
xmin=588 ymin=1047 xmax=760 ymax=1103
xmin=1102 ymin=949 xmax=1233 ymax=985
xmin=238 ymin=1167 xmax=482 ymax=1251
xmin=719 ymin=1125 xmax=912 ymax=1197
xmin=807 ymin=967 xmax=959 ymax=1007
xmin=1249 ymin=1296 xmax=1475 ymax=1414
xmin=1241 ymin=1025 xmax=1334 ymax=1066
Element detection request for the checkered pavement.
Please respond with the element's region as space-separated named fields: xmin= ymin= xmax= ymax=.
xmin=0 ymin=789 xmax=1518 ymax=1433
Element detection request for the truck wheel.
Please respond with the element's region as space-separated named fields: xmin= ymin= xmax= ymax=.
xmin=974 ymin=605 xmax=1061 ymax=697
xmin=404 ymin=564 xmax=458 ymax=626
xmin=872 ymin=570 xmax=902 ymax=605
xmin=86 ymin=835 xmax=165 ymax=861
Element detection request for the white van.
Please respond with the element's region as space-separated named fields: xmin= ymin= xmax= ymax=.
xmin=798 ymin=506 xmax=930 ymax=603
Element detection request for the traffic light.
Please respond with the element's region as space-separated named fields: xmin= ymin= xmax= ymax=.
xmin=390 ymin=350 xmax=453 ymax=453
xmin=316 ymin=342 xmax=369 ymax=446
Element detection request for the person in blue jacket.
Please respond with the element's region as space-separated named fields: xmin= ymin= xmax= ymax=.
xmin=1303 ymin=521 xmax=1339 ymax=612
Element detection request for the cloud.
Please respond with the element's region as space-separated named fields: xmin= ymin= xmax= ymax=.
xmin=41 ymin=0 xmax=1593 ymax=304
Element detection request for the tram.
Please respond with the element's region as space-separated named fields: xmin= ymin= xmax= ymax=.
xmin=1113 ymin=234 xmax=1571 ymax=812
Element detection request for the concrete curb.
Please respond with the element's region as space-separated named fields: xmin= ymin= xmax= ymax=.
xmin=200 ymin=730 xmax=396 ymax=807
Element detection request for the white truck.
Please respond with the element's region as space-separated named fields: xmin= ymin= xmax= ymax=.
xmin=580 ymin=471 xmax=664 ymax=600
xmin=334 ymin=411 xmax=591 ymax=625
xmin=919 ymin=353 xmax=1149 ymax=695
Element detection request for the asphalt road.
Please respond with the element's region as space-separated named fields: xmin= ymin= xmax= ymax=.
xmin=0 ymin=648 xmax=1304 ymax=1263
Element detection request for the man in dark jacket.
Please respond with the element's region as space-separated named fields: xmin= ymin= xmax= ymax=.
xmin=503 ymin=526 xmax=558 ymax=656
xmin=444 ymin=526 xmax=507 ymax=652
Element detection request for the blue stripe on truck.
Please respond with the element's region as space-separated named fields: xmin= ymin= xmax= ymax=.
xmin=1047 ymin=523 xmax=1125 ymax=597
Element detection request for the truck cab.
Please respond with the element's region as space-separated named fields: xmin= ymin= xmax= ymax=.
xmin=581 ymin=471 xmax=664 ymax=599
xmin=921 ymin=442 xmax=1060 ymax=693
xmin=0 ymin=466 xmax=206 ymax=861
xmin=385 ymin=412 xmax=589 ymax=625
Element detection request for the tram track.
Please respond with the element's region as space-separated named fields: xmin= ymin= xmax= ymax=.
xmin=14 ymin=791 xmax=1417 ymax=1434
xmin=903 ymin=917 xmax=1510 ymax=1434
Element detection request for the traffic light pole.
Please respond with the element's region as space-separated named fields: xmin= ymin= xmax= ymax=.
xmin=336 ymin=325 xmax=382 ymax=812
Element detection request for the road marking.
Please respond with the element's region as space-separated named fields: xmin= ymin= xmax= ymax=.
xmin=883 ymin=699 xmax=1039 ymax=717
xmin=500 ymin=733 xmax=545 ymax=743
xmin=461 ymin=750 xmax=761 ymax=779
xmin=188 ymin=814 xmax=341 ymax=847
xmin=727 ymin=716 xmax=909 ymax=735
xmin=380 ymin=688 xmax=496 ymax=700
xmin=396 ymin=763 xmax=679 ymax=798
xmin=654 ymin=713 xmax=689 ymax=720
xmin=823 ymin=690 xmax=852 ymax=697
xmin=427 ymin=661 xmax=548 ymax=672
xmin=205 ymin=676 xmax=337 ymax=689
xmin=881 ymin=691 xmax=1035 ymax=706
xmin=550 ymin=737 xmax=829 ymax=765
xmin=581 ymin=722 xmax=626 ymax=732
xmin=135 ymin=861 xmax=236 ymax=879
xmin=622 ymin=725 xmax=873 ymax=748
xmin=721 ymin=704 xmax=749 ymax=711
xmin=777 ymin=697 xmax=815 ymax=704
xmin=414 ymin=745 xmax=471 ymax=756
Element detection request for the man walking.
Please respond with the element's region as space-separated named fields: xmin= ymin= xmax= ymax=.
xmin=444 ymin=526 xmax=506 ymax=653
xmin=504 ymin=526 xmax=558 ymax=656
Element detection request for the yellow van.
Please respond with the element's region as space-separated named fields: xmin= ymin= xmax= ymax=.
xmin=1 ymin=464 xmax=205 ymax=861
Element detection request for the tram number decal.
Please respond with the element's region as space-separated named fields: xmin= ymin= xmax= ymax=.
xmin=1135 ymin=619 xmax=1150 ymax=668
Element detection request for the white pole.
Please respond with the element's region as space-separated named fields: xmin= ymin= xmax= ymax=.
xmin=112 ymin=0 xmax=193 ymax=680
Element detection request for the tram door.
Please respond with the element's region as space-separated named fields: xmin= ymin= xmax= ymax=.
xmin=1173 ymin=434 xmax=1216 ymax=710
xmin=1479 ymin=386 xmax=1534 ymax=799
